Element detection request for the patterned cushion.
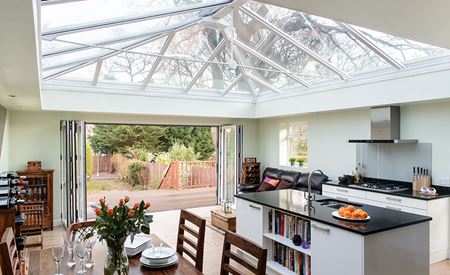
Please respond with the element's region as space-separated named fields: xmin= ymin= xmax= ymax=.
xmin=257 ymin=177 xmax=280 ymax=192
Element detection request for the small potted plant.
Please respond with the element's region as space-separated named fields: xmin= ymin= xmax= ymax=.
xmin=289 ymin=157 xmax=296 ymax=166
xmin=296 ymin=158 xmax=305 ymax=167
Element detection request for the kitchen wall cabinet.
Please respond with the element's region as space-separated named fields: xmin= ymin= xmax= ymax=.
xmin=323 ymin=184 xmax=449 ymax=263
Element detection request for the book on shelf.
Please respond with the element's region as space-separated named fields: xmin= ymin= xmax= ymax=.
xmin=268 ymin=209 xmax=311 ymax=245
xmin=272 ymin=241 xmax=311 ymax=275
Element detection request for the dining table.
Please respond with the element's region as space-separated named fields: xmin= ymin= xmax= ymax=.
xmin=28 ymin=234 xmax=203 ymax=275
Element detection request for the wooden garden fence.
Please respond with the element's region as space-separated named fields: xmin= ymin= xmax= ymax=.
xmin=159 ymin=161 xmax=217 ymax=190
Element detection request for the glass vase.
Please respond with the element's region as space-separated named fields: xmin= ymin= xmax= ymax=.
xmin=104 ymin=237 xmax=129 ymax=275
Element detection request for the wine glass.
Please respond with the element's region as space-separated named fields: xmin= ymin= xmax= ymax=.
xmin=52 ymin=246 xmax=65 ymax=275
xmin=63 ymin=231 xmax=76 ymax=268
xmin=75 ymin=242 xmax=87 ymax=274
xmin=84 ymin=232 xmax=97 ymax=268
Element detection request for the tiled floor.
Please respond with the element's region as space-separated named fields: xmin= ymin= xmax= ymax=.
xmin=34 ymin=205 xmax=450 ymax=275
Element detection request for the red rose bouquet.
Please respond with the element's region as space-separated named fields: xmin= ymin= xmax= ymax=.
xmin=93 ymin=196 xmax=152 ymax=274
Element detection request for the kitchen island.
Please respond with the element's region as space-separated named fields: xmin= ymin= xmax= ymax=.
xmin=235 ymin=189 xmax=431 ymax=275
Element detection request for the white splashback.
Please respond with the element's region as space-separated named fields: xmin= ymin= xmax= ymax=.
xmin=356 ymin=143 xmax=432 ymax=182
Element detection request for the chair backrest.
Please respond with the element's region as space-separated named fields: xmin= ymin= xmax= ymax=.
xmin=176 ymin=209 xmax=206 ymax=272
xmin=0 ymin=227 xmax=19 ymax=275
xmin=19 ymin=202 xmax=44 ymax=233
xmin=220 ymin=231 xmax=267 ymax=275
xmin=69 ymin=220 xmax=96 ymax=243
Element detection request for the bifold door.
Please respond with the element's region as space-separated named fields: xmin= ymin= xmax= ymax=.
xmin=60 ymin=121 xmax=86 ymax=228
xmin=218 ymin=125 xmax=243 ymax=205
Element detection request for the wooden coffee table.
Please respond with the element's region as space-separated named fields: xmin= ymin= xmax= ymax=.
xmin=210 ymin=209 xmax=236 ymax=232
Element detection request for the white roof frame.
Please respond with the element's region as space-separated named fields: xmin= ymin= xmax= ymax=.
xmin=184 ymin=39 xmax=226 ymax=94
xmin=233 ymin=38 xmax=312 ymax=87
xmin=140 ymin=32 xmax=175 ymax=90
xmin=338 ymin=22 xmax=406 ymax=70
xmin=42 ymin=17 xmax=201 ymax=58
xmin=42 ymin=0 xmax=232 ymax=38
xmin=240 ymin=6 xmax=351 ymax=80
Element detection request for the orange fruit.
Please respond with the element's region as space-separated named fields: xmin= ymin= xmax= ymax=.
xmin=338 ymin=207 xmax=346 ymax=217
xmin=346 ymin=205 xmax=356 ymax=213
xmin=344 ymin=210 xmax=352 ymax=218
xmin=361 ymin=211 xmax=368 ymax=219
xmin=352 ymin=212 xmax=361 ymax=220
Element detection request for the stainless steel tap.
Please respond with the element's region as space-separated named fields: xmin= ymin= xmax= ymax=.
xmin=307 ymin=169 xmax=324 ymax=203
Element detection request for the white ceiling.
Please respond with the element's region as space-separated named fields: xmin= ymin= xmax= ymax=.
xmin=2 ymin=0 xmax=450 ymax=114
xmin=0 ymin=0 xmax=41 ymax=110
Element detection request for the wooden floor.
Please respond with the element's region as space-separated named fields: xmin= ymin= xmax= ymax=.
xmin=32 ymin=205 xmax=450 ymax=275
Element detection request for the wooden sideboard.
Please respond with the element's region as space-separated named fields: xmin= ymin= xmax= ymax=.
xmin=16 ymin=169 xmax=54 ymax=230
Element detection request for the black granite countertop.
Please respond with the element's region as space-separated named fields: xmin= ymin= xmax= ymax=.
xmin=235 ymin=189 xmax=431 ymax=235
xmin=323 ymin=181 xmax=450 ymax=200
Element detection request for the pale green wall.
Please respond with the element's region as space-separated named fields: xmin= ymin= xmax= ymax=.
xmin=8 ymin=110 xmax=258 ymax=224
xmin=0 ymin=106 xmax=9 ymax=171
xmin=257 ymin=109 xmax=369 ymax=179
xmin=256 ymin=100 xmax=450 ymax=184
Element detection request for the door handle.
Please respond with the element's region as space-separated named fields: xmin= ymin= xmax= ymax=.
xmin=336 ymin=188 xmax=349 ymax=193
xmin=336 ymin=196 xmax=349 ymax=201
xmin=249 ymin=204 xmax=261 ymax=210
xmin=386 ymin=196 xmax=401 ymax=202
xmin=385 ymin=205 xmax=402 ymax=211
xmin=312 ymin=224 xmax=330 ymax=233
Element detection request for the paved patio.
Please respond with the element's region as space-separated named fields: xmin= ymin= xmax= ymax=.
xmin=87 ymin=187 xmax=217 ymax=219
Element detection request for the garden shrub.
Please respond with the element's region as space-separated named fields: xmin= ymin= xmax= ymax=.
xmin=127 ymin=161 xmax=146 ymax=186
xmin=86 ymin=142 xmax=93 ymax=177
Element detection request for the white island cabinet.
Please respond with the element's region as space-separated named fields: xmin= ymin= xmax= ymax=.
xmin=323 ymin=183 xmax=450 ymax=263
xmin=236 ymin=192 xmax=431 ymax=275
xmin=311 ymin=221 xmax=429 ymax=275
xmin=236 ymin=197 xmax=264 ymax=245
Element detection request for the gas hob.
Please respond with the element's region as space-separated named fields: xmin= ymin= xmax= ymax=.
xmin=348 ymin=183 xmax=410 ymax=193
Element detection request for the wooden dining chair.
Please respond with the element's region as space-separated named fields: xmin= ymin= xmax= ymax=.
xmin=0 ymin=227 xmax=20 ymax=275
xmin=176 ymin=209 xmax=206 ymax=272
xmin=19 ymin=202 xmax=44 ymax=249
xmin=69 ymin=220 xmax=96 ymax=242
xmin=220 ymin=231 xmax=267 ymax=275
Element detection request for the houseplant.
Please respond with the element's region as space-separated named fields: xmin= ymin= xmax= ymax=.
xmin=296 ymin=158 xmax=305 ymax=167
xmin=93 ymin=196 xmax=152 ymax=275
xmin=289 ymin=157 xmax=296 ymax=166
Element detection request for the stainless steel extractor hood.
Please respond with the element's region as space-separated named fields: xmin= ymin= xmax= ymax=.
xmin=348 ymin=106 xmax=418 ymax=144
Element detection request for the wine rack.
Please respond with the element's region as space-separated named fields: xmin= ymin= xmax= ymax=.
xmin=17 ymin=169 xmax=54 ymax=230
xmin=242 ymin=162 xmax=261 ymax=186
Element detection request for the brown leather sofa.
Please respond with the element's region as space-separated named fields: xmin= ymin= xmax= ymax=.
xmin=239 ymin=167 xmax=329 ymax=194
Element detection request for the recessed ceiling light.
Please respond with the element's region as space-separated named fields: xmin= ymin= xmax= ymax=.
xmin=8 ymin=94 xmax=16 ymax=98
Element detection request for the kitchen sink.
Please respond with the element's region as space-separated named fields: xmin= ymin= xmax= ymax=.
xmin=315 ymin=199 xmax=362 ymax=209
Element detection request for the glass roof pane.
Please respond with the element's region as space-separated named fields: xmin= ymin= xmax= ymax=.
xmin=48 ymin=12 xmax=199 ymax=46
xmin=41 ymin=0 xmax=227 ymax=30
xmin=41 ymin=38 xmax=146 ymax=71
xmin=146 ymin=25 xmax=223 ymax=89
xmin=40 ymin=0 xmax=450 ymax=99
xmin=354 ymin=26 xmax=448 ymax=62
xmin=58 ymin=63 xmax=98 ymax=81
xmin=99 ymin=36 xmax=168 ymax=84
xmin=243 ymin=1 xmax=389 ymax=75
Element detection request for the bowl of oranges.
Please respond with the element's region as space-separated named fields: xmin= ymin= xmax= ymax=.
xmin=332 ymin=205 xmax=370 ymax=222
